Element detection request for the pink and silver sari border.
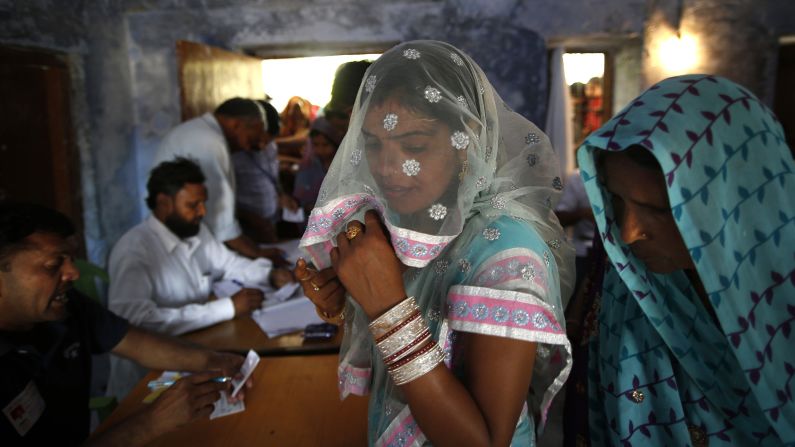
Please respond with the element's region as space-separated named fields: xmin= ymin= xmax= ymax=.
xmin=375 ymin=405 xmax=427 ymax=447
xmin=447 ymin=285 xmax=563 ymax=337
xmin=447 ymin=285 xmax=571 ymax=426
xmin=300 ymin=193 xmax=457 ymax=268
xmin=470 ymin=248 xmax=549 ymax=297
xmin=337 ymin=363 xmax=371 ymax=398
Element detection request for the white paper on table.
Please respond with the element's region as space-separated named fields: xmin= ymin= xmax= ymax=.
xmin=266 ymin=281 xmax=301 ymax=304
xmin=213 ymin=278 xmax=283 ymax=298
xmin=231 ymin=349 xmax=260 ymax=397
xmin=282 ymin=207 xmax=305 ymax=223
xmin=251 ymin=296 xmax=324 ymax=337
xmin=210 ymin=391 xmax=245 ymax=419
xmin=261 ymin=238 xmax=303 ymax=266
xmin=146 ymin=371 xmax=245 ymax=419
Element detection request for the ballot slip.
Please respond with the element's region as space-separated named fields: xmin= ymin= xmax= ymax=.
xmin=231 ymin=349 xmax=260 ymax=397
xmin=143 ymin=360 xmax=258 ymax=419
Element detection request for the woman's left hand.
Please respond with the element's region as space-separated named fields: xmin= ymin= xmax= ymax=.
xmin=330 ymin=210 xmax=407 ymax=319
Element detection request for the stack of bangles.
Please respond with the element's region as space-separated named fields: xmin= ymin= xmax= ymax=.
xmin=368 ymin=296 xmax=445 ymax=386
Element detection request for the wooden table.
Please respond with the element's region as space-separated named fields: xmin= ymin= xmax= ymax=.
xmin=95 ymin=354 xmax=369 ymax=446
xmin=182 ymin=316 xmax=343 ymax=356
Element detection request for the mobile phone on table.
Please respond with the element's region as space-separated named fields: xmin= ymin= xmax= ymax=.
xmin=304 ymin=323 xmax=338 ymax=340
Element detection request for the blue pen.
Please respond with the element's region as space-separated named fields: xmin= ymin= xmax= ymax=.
xmin=232 ymin=279 xmax=244 ymax=287
xmin=147 ymin=376 xmax=232 ymax=389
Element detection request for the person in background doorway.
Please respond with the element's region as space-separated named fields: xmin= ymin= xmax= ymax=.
xmin=293 ymin=117 xmax=341 ymax=214
xmin=274 ymin=96 xmax=313 ymax=159
xmin=581 ymin=77 xmax=604 ymax=137
xmin=323 ymin=60 xmax=372 ymax=138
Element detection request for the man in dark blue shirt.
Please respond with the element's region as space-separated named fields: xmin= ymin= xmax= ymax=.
xmin=0 ymin=202 xmax=250 ymax=446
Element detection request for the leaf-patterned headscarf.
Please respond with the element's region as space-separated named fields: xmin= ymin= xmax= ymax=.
xmin=579 ymin=75 xmax=795 ymax=445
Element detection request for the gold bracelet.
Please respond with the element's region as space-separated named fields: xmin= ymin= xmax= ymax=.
xmin=315 ymin=305 xmax=345 ymax=326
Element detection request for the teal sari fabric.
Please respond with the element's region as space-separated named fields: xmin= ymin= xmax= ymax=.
xmin=365 ymin=215 xmax=566 ymax=446
xmin=578 ymin=75 xmax=795 ymax=445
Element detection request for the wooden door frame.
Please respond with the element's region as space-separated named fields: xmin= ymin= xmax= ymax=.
xmin=0 ymin=45 xmax=85 ymax=256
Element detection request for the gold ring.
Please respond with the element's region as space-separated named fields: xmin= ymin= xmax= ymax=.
xmin=310 ymin=281 xmax=320 ymax=292
xmin=345 ymin=226 xmax=362 ymax=241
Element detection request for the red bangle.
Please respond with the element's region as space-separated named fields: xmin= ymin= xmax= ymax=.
xmin=387 ymin=341 xmax=437 ymax=372
xmin=383 ymin=329 xmax=431 ymax=366
xmin=375 ymin=310 xmax=421 ymax=344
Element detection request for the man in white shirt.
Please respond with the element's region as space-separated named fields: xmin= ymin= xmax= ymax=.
xmin=107 ymin=158 xmax=290 ymax=398
xmin=555 ymin=169 xmax=596 ymax=294
xmin=153 ymin=97 xmax=285 ymax=264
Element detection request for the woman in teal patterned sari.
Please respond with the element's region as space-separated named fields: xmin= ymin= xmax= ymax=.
xmin=578 ymin=74 xmax=794 ymax=445
xmin=294 ymin=40 xmax=575 ymax=445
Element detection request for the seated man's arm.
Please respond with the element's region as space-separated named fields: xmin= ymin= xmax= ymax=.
xmin=85 ymin=370 xmax=230 ymax=447
xmin=86 ymin=324 xmax=246 ymax=446
xmin=111 ymin=326 xmax=242 ymax=374
xmin=224 ymin=234 xmax=288 ymax=266
xmin=108 ymin=254 xmax=237 ymax=335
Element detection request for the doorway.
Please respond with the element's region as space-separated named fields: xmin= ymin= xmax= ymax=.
xmin=0 ymin=45 xmax=84 ymax=253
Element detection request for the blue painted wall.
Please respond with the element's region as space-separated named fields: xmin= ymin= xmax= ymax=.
xmin=2 ymin=0 xmax=789 ymax=265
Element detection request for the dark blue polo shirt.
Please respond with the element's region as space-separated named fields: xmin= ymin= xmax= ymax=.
xmin=0 ymin=290 xmax=129 ymax=445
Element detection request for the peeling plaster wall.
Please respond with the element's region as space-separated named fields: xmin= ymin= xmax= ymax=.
xmin=3 ymin=0 xmax=788 ymax=265
xmin=0 ymin=0 xmax=137 ymax=264
xmin=613 ymin=42 xmax=644 ymax=114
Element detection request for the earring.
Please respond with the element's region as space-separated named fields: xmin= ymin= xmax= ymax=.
xmin=459 ymin=160 xmax=469 ymax=181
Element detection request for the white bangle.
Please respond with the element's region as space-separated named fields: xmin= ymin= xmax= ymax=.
xmin=376 ymin=316 xmax=428 ymax=358
xmin=368 ymin=296 xmax=418 ymax=338
xmin=389 ymin=342 xmax=445 ymax=386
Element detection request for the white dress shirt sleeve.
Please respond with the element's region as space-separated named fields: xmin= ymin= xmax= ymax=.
xmin=108 ymin=246 xmax=236 ymax=336
xmin=199 ymin=141 xmax=242 ymax=242
xmin=204 ymin=232 xmax=273 ymax=286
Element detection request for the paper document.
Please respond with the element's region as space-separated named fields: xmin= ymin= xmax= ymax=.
xmin=231 ymin=350 xmax=260 ymax=397
xmin=210 ymin=391 xmax=245 ymax=419
xmin=267 ymin=281 xmax=301 ymax=304
xmin=260 ymin=238 xmax=302 ymax=265
xmin=251 ymin=297 xmax=324 ymax=337
xmin=143 ymin=371 xmax=245 ymax=419
xmin=282 ymin=207 xmax=305 ymax=223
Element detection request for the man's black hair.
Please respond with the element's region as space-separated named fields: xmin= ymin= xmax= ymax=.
xmin=326 ymin=60 xmax=373 ymax=113
xmin=258 ymin=100 xmax=281 ymax=137
xmin=214 ymin=97 xmax=262 ymax=119
xmin=145 ymin=158 xmax=206 ymax=210
xmin=0 ymin=202 xmax=75 ymax=269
